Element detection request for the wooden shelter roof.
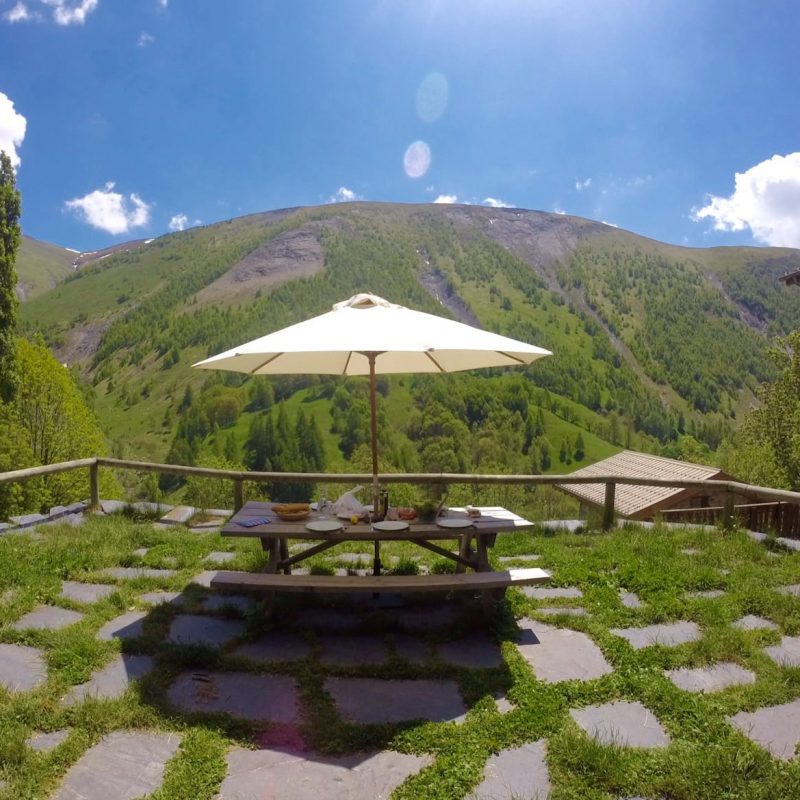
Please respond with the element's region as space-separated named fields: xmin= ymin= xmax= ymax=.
xmin=557 ymin=450 xmax=727 ymax=519
xmin=781 ymin=268 xmax=800 ymax=286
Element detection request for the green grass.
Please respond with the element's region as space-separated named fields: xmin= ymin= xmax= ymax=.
xmin=2 ymin=515 xmax=800 ymax=798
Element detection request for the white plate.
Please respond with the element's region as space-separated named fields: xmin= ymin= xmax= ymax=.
xmin=306 ymin=520 xmax=343 ymax=533
xmin=372 ymin=520 xmax=410 ymax=532
xmin=436 ymin=518 xmax=474 ymax=529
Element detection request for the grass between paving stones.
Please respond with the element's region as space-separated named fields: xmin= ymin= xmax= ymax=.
xmin=1 ymin=516 xmax=800 ymax=798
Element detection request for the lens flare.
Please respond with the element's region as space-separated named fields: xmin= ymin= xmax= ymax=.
xmin=403 ymin=141 xmax=431 ymax=179
xmin=416 ymin=72 xmax=448 ymax=123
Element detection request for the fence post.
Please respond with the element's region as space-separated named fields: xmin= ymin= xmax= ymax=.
xmin=722 ymin=490 xmax=735 ymax=531
xmin=89 ymin=461 xmax=100 ymax=510
xmin=602 ymin=481 xmax=616 ymax=531
xmin=233 ymin=478 xmax=244 ymax=513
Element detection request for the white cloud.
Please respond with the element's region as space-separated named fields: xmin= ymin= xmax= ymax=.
xmin=4 ymin=2 xmax=33 ymax=22
xmin=601 ymin=220 xmax=619 ymax=228
xmin=0 ymin=92 xmax=27 ymax=169
xmin=433 ymin=194 xmax=458 ymax=204
xmin=158 ymin=0 xmax=168 ymax=6
xmin=482 ymin=197 xmax=515 ymax=208
xmin=168 ymin=213 xmax=188 ymax=232
xmin=41 ymin=0 xmax=98 ymax=25
xmin=693 ymin=153 xmax=800 ymax=247
xmin=137 ymin=31 xmax=154 ymax=46
xmin=65 ymin=182 xmax=151 ymax=235
xmin=553 ymin=204 xmax=566 ymax=215
xmin=575 ymin=177 xmax=592 ymax=191
xmin=328 ymin=186 xmax=363 ymax=203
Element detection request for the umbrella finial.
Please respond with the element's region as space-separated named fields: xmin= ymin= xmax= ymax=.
xmin=334 ymin=293 xmax=394 ymax=310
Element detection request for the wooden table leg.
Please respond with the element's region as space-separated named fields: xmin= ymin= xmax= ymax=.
xmin=260 ymin=538 xmax=280 ymax=573
xmin=475 ymin=534 xmax=491 ymax=572
xmin=279 ymin=538 xmax=291 ymax=574
xmin=456 ymin=533 xmax=473 ymax=574
xmin=373 ymin=540 xmax=381 ymax=576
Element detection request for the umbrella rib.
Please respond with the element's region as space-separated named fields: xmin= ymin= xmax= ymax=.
xmin=425 ymin=351 xmax=446 ymax=372
xmin=497 ymin=351 xmax=527 ymax=365
xmin=249 ymin=353 xmax=283 ymax=373
xmin=342 ymin=352 xmax=353 ymax=375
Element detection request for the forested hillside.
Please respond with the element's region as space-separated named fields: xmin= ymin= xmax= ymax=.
xmin=15 ymin=203 xmax=800 ymax=499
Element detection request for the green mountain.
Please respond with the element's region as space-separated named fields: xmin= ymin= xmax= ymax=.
xmin=15 ymin=235 xmax=76 ymax=301
xmin=16 ymin=203 xmax=800 ymax=482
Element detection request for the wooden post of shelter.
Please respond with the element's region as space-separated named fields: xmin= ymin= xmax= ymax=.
xmin=233 ymin=478 xmax=244 ymax=513
xmin=722 ymin=490 xmax=735 ymax=530
xmin=602 ymin=481 xmax=616 ymax=531
xmin=89 ymin=460 xmax=100 ymax=510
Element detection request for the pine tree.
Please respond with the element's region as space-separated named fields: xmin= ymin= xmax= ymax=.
xmin=574 ymin=432 xmax=585 ymax=462
xmin=0 ymin=151 xmax=21 ymax=402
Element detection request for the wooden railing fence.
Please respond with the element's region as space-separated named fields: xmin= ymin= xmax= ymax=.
xmin=2 ymin=456 xmax=800 ymax=536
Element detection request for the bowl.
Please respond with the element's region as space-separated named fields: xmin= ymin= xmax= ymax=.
xmin=274 ymin=503 xmax=311 ymax=521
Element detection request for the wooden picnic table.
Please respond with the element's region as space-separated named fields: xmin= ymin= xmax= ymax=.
xmin=221 ymin=501 xmax=534 ymax=576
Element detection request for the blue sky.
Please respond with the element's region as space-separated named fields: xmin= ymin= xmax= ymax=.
xmin=1 ymin=0 xmax=799 ymax=252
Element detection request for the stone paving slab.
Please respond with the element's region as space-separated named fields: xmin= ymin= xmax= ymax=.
xmin=337 ymin=552 xmax=374 ymax=564
xmin=665 ymin=662 xmax=756 ymax=692
xmin=470 ymin=739 xmax=551 ymax=799
xmin=99 ymin=499 xmax=128 ymax=514
xmin=765 ymin=636 xmax=800 ymax=667
xmin=9 ymin=512 xmax=48 ymax=528
xmin=97 ymin=611 xmax=147 ymax=641
xmin=522 ymin=586 xmax=583 ymax=599
xmin=12 ymin=605 xmax=84 ymax=631
xmin=60 ymin=581 xmax=116 ymax=604
xmin=159 ymin=505 xmax=196 ymax=524
xmin=729 ymin=698 xmax=800 ymax=760
xmin=51 ymin=730 xmax=181 ymax=800
xmin=0 ymin=643 xmax=47 ymax=691
xmin=99 ymin=566 xmax=177 ymax=580
xmin=536 ymin=606 xmax=587 ymax=617
xmin=27 ymin=729 xmax=70 ymax=752
xmin=132 ymin=548 xmax=149 ymax=557
xmin=189 ymin=517 xmax=227 ymax=531
xmin=234 ymin=632 xmax=311 ymax=663
xmin=619 ymin=590 xmax=643 ymax=609
xmin=681 ymin=547 xmax=701 ymax=555
xmin=63 ymin=654 xmax=155 ymax=706
xmin=392 ymin=634 xmax=431 ymax=664
xmin=190 ymin=570 xmax=218 ymax=588
xmin=777 ymin=538 xmax=800 ymax=552
xmin=168 ymin=671 xmax=299 ymax=722
xmin=571 ymin=700 xmax=670 ymax=748
xmin=318 ymin=635 xmax=390 ymax=666
xmin=516 ymin=619 xmax=612 ymax=683
xmin=200 ymin=594 xmax=255 ymax=614
xmin=290 ymin=608 xmax=363 ymax=632
xmin=326 ymin=677 xmax=467 ymax=723
xmin=439 ymin=634 xmax=504 ymax=668
xmin=390 ymin=604 xmax=460 ymax=632
xmin=139 ymin=590 xmax=186 ymax=606
xmin=204 ymin=551 xmax=236 ymax=564
xmin=493 ymin=692 xmax=514 ymax=714
xmin=218 ymin=747 xmax=431 ymax=800
xmin=610 ymin=621 xmax=701 ymax=650
xmin=733 ymin=614 xmax=778 ymax=631
xmin=779 ymin=584 xmax=800 ymax=597
xmin=168 ymin=614 xmax=245 ymax=647
xmin=686 ymin=589 xmax=725 ymax=600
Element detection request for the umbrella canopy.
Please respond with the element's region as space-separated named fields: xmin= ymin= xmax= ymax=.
xmin=193 ymin=293 xmax=552 ymax=511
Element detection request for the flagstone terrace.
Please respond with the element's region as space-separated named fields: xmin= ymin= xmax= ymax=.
xmin=1 ymin=460 xmax=800 ymax=798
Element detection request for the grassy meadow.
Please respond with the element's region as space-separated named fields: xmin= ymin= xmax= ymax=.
xmin=1 ymin=513 xmax=800 ymax=798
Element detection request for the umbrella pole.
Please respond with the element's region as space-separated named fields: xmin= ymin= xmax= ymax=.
xmin=367 ymin=352 xmax=381 ymax=521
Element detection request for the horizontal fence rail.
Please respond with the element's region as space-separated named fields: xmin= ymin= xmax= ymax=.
xmin=2 ymin=456 xmax=800 ymax=535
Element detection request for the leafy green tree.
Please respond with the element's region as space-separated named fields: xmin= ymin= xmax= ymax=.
xmin=0 ymin=151 xmax=21 ymax=402
xmin=724 ymin=331 xmax=800 ymax=489
xmin=6 ymin=338 xmax=117 ymax=506
xmin=0 ymin=405 xmax=42 ymax=517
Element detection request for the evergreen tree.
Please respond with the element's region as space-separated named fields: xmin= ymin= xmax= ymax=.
xmin=0 ymin=151 xmax=21 ymax=402
xmin=574 ymin=432 xmax=585 ymax=461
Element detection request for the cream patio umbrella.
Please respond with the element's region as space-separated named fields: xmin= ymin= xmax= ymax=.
xmin=193 ymin=293 xmax=552 ymax=514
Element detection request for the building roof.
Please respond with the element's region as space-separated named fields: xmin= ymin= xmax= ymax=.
xmin=556 ymin=450 xmax=727 ymax=519
xmin=781 ymin=268 xmax=800 ymax=287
